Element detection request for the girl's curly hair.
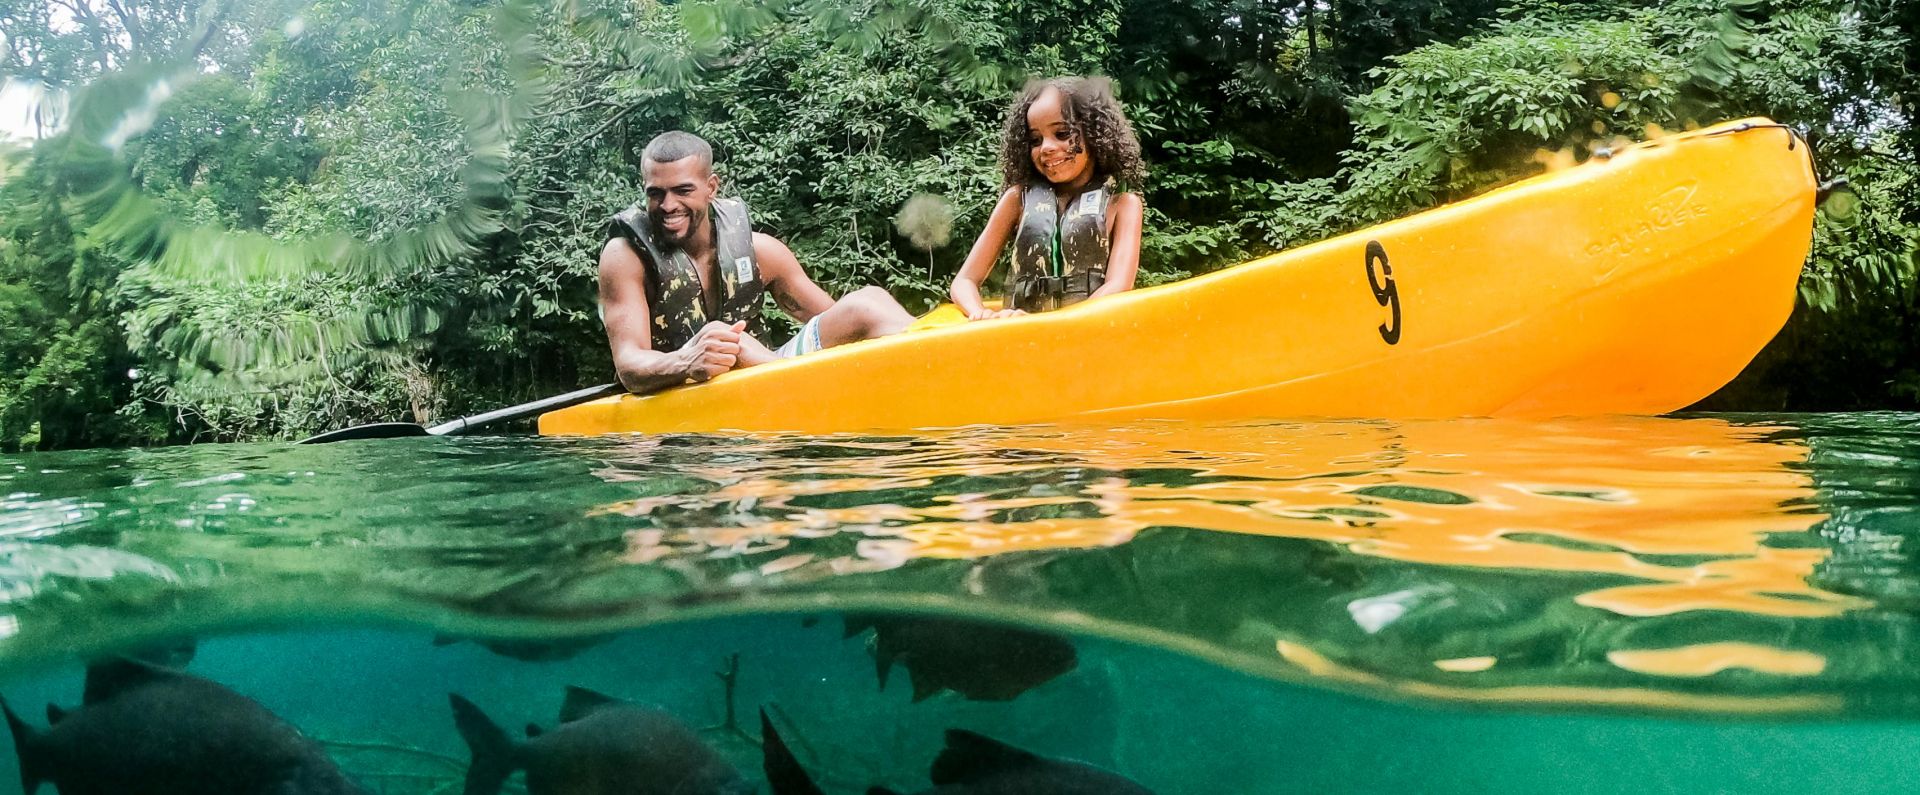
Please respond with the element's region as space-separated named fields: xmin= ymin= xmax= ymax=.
xmin=998 ymin=76 xmax=1146 ymax=192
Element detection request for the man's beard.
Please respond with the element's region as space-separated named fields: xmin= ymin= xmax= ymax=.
xmin=649 ymin=206 xmax=708 ymax=249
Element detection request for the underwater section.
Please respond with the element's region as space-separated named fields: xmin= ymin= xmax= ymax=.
xmin=4 ymin=616 xmax=1920 ymax=794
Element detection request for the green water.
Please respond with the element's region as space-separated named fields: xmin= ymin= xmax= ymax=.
xmin=2 ymin=414 xmax=1920 ymax=793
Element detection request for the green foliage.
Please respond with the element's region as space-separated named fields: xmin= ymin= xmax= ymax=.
xmin=1342 ymin=17 xmax=1688 ymax=221
xmin=1801 ymin=148 xmax=1919 ymax=310
xmin=0 ymin=147 xmax=171 ymax=450
xmin=0 ymin=0 xmax=1915 ymax=447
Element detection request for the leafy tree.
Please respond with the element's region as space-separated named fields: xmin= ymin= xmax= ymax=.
xmin=1339 ymin=17 xmax=1689 ymax=221
xmin=0 ymin=0 xmax=1915 ymax=446
xmin=0 ymin=145 xmax=169 ymax=449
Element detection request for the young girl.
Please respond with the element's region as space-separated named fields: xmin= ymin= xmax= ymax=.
xmin=950 ymin=76 xmax=1147 ymax=320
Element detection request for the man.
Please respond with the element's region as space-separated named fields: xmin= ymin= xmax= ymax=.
xmin=599 ymin=131 xmax=915 ymax=394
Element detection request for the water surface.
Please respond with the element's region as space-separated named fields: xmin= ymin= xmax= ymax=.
xmin=2 ymin=414 xmax=1918 ymax=792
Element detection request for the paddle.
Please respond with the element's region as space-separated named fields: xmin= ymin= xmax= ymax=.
xmin=298 ymin=383 xmax=626 ymax=444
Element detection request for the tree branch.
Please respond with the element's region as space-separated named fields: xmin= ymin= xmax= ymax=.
xmin=534 ymin=97 xmax=616 ymax=119
xmin=532 ymin=101 xmax=642 ymax=162
xmin=103 ymin=0 xmax=141 ymax=54
xmin=184 ymin=0 xmax=234 ymax=62
xmin=49 ymin=0 xmax=114 ymax=71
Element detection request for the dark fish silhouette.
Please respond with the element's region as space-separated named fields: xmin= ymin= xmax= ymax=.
xmin=759 ymin=710 xmax=822 ymax=795
xmin=2 ymin=658 xmax=365 ymax=794
xmin=450 ymin=686 xmax=752 ymax=795
xmin=123 ymin=637 xmax=198 ymax=669
xmin=761 ymin=710 xmax=1152 ymax=795
xmin=845 ymin=615 xmax=1078 ymax=702
xmin=430 ymin=633 xmax=611 ymax=663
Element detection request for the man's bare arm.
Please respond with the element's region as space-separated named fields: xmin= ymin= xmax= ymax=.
xmin=600 ymin=239 xmax=741 ymax=392
xmin=753 ymin=232 xmax=835 ymax=323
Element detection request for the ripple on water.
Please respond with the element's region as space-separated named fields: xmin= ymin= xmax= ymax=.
xmin=0 ymin=414 xmax=1914 ymax=719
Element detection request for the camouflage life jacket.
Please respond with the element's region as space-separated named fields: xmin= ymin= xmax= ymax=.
xmin=1008 ymin=182 xmax=1112 ymax=313
xmin=606 ymin=197 xmax=767 ymax=351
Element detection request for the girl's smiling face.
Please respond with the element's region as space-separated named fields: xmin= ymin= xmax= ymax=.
xmin=1027 ymin=87 xmax=1093 ymax=191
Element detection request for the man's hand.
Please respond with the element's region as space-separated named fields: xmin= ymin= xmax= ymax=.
xmin=967 ymin=308 xmax=1028 ymax=321
xmin=678 ymin=320 xmax=746 ymax=382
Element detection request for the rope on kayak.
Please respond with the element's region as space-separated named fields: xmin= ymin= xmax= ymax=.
xmin=1707 ymin=122 xmax=1850 ymax=206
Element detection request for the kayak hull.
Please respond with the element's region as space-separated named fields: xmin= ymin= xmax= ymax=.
xmin=542 ymin=119 xmax=1814 ymax=436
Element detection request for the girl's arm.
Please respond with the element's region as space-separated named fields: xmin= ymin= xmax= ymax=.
xmin=1089 ymin=192 xmax=1145 ymax=300
xmin=950 ymin=187 xmax=1025 ymax=320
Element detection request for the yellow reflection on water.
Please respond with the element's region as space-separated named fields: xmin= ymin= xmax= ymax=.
xmin=581 ymin=416 xmax=1859 ymax=710
xmin=589 ymin=417 xmax=1848 ymax=619
xmin=1434 ymin=656 xmax=1498 ymax=672
xmin=1277 ymin=640 xmax=1840 ymax=714
xmin=1607 ymin=643 xmax=1827 ymax=678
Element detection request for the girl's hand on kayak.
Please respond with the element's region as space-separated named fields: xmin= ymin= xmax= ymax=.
xmin=680 ymin=321 xmax=746 ymax=382
xmin=967 ymin=308 xmax=1027 ymax=321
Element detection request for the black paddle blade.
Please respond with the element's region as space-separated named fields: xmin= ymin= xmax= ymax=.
xmin=297 ymin=422 xmax=432 ymax=444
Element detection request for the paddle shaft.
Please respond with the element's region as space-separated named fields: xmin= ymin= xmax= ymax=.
xmin=425 ymin=383 xmax=626 ymax=435
xmin=299 ymin=383 xmax=624 ymax=443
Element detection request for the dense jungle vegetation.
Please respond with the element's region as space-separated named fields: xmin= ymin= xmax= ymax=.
xmin=0 ymin=0 xmax=1914 ymax=448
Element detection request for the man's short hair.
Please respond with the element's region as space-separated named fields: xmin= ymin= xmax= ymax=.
xmin=641 ymin=131 xmax=713 ymax=172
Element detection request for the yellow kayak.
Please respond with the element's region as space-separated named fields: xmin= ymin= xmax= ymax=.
xmin=542 ymin=118 xmax=1814 ymax=436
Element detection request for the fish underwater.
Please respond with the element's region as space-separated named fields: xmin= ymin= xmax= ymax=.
xmin=843 ymin=615 xmax=1078 ymax=702
xmin=450 ymin=685 xmax=752 ymax=795
xmin=122 ymin=637 xmax=199 ymax=669
xmin=430 ymin=633 xmax=613 ymax=663
xmin=759 ymin=710 xmax=823 ymax=795
xmin=1 ymin=658 xmax=366 ymax=795
xmin=761 ymin=709 xmax=1154 ymax=795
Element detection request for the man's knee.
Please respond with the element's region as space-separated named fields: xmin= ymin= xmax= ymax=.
xmin=818 ymin=286 xmax=909 ymax=345
xmin=832 ymin=286 xmax=890 ymax=323
xmin=846 ymin=285 xmax=896 ymax=312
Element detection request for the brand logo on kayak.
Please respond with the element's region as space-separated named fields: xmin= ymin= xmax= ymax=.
xmin=1584 ymin=183 xmax=1706 ymax=259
